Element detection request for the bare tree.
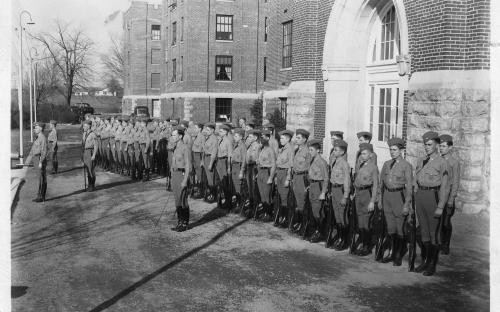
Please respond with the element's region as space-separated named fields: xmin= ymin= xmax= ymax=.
xmin=101 ymin=34 xmax=125 ymax=85
xmin=35 ymin=56 xmax=61 ymax=106
xmin=34 ymin=20 xmax=94 ymax=106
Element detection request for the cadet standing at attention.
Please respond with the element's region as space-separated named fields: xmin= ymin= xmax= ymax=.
xmin=109 ymin=116 xmax=117 ymax=172
xmin=82 ymin=120 xmax=98 ymax=192
xmin=263 ymin=123 xmax=279 ymax=155
xmin=353 ymin=142 xmax=379 ymax=256
xmin=244 ymin=122 xmax=256 ymax=148
xmin=326 ymin=139 xmax=351 ymax=250
xmin=328 ymin=131 xmax=344 ymax=166
xmin=217 ymin=124 xmax=233 ymax=210
xmin=47 ymin=120 xmax=58 ymax=174
xmin=306 ymin=139 xmax=329 ymax=243
xmin=245 ymin=129 xmax=261 ymax=217
xmin=439 ymin=134 xmax=460 ymax=255
xmin=230 ymin=128 xmax=247 ymax=213
xmin=256 ymin=129 xmax=276 ymax=221
xmin=191 ymin=122 xmax=206 ymax=198
xmin=355 ymin=131 xmax=377 ymax=173
xmin=414 ymin=131 xmax=449 ymax=276
xmin=25 ymin=122 xmax=48 ymax=202
xmin=275 ymin=129 xmax=294 ymax=228
xmin=170 ymin=126 xmax=192 ymax=232
xmin=138 ymin=117 xmax=152 ymax=181
xmin=291 ymin=129 xmax=311 ymax=235
xmin=202 ymin=123 xmax=218 ymax=202
xmin=378 ymin=138 xmax=413 ymax=266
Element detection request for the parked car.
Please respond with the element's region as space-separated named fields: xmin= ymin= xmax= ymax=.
xmin=70 ymin=102 xmax=94 ymax=123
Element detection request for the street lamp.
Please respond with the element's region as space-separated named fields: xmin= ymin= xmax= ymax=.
xmin=28 ymin=47 xmax=39 ymax=142
xmin=17 ymin=10 xmax=35 ymax=165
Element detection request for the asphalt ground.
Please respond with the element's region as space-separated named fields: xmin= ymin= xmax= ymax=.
xmin=11 ymin=125 xmax=489 ymax=312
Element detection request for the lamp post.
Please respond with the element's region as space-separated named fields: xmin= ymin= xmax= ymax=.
xmin=17 ymin=10 xmax=35 ymax=165
xmin=29 ymin=47 xmax=38 ymax=142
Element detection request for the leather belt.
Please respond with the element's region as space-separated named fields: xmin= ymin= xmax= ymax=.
xmin=294 ymin=171 xmax=307 ymax=175
xmin=385 ymin=186 xmax=405 ymax=192
xmin=84 ymin=148 xmax=94 ymax=150
xmin=48 ymin=141 xmax=54 ymax=143
xmin=232 ymin=161 xmax=242 ymax=165
xmin=418 ymin=185 xmax=440 ymax=190
xmin=172 ymin=168 xmax=185 ymax=172
xmin=356 ymin=184 xmax=373 ymax=191
xmin=218 ymin=156 xmax=228 ymax=159
xmin=331 ymin=183 xmax=343 ymax=188
xmin=277 ymin=167 xmax=288 ymax=170
xmin=309 ymin=179 xmax=322 ymax=183
xmin=259 ymin=166 xmax=271 ymax=169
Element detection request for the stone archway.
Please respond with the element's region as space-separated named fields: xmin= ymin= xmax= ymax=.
xmin=321 ymin=0 xmax=410 ymax=166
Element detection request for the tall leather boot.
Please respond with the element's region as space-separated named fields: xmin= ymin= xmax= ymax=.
xmin=441 ymin=226 xmax=452 ymax=255
xmin=143 ymin=168 xmax=150 ymax=182
xmin=52 ymin=161 xmax=58 ymax=174
xmin=309 ymin=219 xmax=323 ymax=243
xmin=332 ymin=224 xmax=343 ymax=249
xmin=178 ymin=207 xmax=190 ymax=232
xmin=423 ymin=244 xmax=439 ymax=276
xmin=393 ymin=235 xmax=405 ymax=266
xmin=171 ymin=206 xmax=183 ymax=231
xmin=381 ymin=234 xmax=396 ymax=263
xmin=261 ymin=203 xmax=273 ymax=222
xmin=357 ymin=229 xmax=372 ymax=256
xmin=292 ymin=211 xmax=302 ymax=234
xmin=336 ymin=226 xmax=350 ymax=251
xmin=414 ymin=242 xmax=430 ymax=273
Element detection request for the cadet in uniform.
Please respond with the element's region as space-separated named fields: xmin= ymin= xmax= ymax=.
xmin=202 ymin=123 xmax=218 ymax=202
xmin=245 ymin=129 xmax=261 ymax=217
xmin=414 ymin=131 xmax=449 ymax=276
xmin=101 ymin=116 xmax=111 ymax=171
xmin=275 ymin=129 xmax=294 ymax=227
xmin=121 ymin=116 xmax=131 ymax=176
xmin=291 ymin=129 xmax=311 ymax=235
xmin=217 ymin=124 xmax=233 ymax=210
xmin=26 ymin=122 xmax=48 ymax=202
xmin=109 ymin=116 xmax=117 ymax=172
xmin=138 ymin=117 xmax=152 ymax=181
xmin=230 ymin=128 xmax=247 ymax=213
xmin=244 ymin=122 xmax=256 ymax=148
xmin=355 ymin=131 xmax=378 ymax=172
xmin=306 ymin=139 xmax=329 ymax=243
xmin=170 ymin=126 xmax=192 ymax=232
xmin=131 ymin=118 xmax=142 ymax=180
xmin=150 ymin=119 xmax=160 ymax=174
xmin=256 ymin=129 xmax=276 ymax=221
xmin=353 ymin=142 xmax=379 ymax=256
xmin=439 ymin=134 xmax=460 ymax=255
xmin=327 ymin=139 xmax=351 ymax=250
xmin=191 ymin=123 xmax=206 ymax=198
xmin=328 ymin=131 xmax=344 ymax=166
xmin=378 ymin=138 xmax=413 ymax=265
xmin=82 ymin=120 xmax=98 ymax=191
xmin=47 ymin=120 xmax=58 ymax=174
xmin=115 ymin=116 xmax=125 ymax=174
xmin=262 ymin=123 xmax=279 ymax=155
xmin=166 ymin=121 xmax=178 ymax=190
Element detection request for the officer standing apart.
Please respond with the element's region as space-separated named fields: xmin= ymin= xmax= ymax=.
xmin=82 ymin=120 xmax=98 ymax=192
xmin=230 ymin=128 xmax=247 ymax=213
xmin=414 ymin=131 xmax=449 ymax=276
xmin=256 ymin=129 xmax=276 ymax=221
xmin=170 ymin=126 xmax=192 ymax=232
xmin=306 ymin=139 xmax=329 ymax=243
xmin=275 ymin=130 xmax=294 ymax=227
xmin=327 ymin=139 xmax=351 ymax=250
xmin=439 ymin=134 xmax=459 ymax=255
xmin=25 ymin=122 xmax=48 ymax=202
xmin=291 ymin=129 xmax=311 ymax=235
xmin=47 ymin=120 xmax=58 ymax=174
xmin=378 ymin=138 xmax=413 ymax=266
xmin=353 ymin=142 xmax=379 ymax=256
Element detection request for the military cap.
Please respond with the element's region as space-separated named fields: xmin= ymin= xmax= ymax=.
xmin=359 ymin=143 xmax=374 ymax=152
xmin=82 ymin=120 xmax=92 ymax=126
xmin=263 ymin=123 xmax=275 ymax=130
xmin=233 ymin=128 xmax=245 ymax=136
xmin=219 ymin=124 xmax=230 ymax=131
xmin=34 ymin=121 xmax=45 ymax=129
xmin=204 ymin=122 xmax=216 ymax=130
xmin=223 ymin=122 xmax=234 ymax=129
xmin=422 ymin=131 xmax=440 ymax=143
xmin=278 ymin=129 xmax=294 ymax=137
xmin=439 ymin=134 xmax=453 ymax=144
xmin=173 ymin=125 xmax=185 ymax=132
xmin=247 ymin=129 xmax=261 ymax=137
xmin=308 ymin=139 xmax=322 ymax=148
xmin=84 ymin=113 xmax=92 ymax=118
xmin=387 ymin=137 xmax=405 ymax=149
xmin=296 ymin=129 xmax=310 ymax=138
xmin=195 ymin=122 xmax=204 ymax=129
xmin=49 ymin=119 xmax=57 ymax=125
xmin=261 ymin=129 xmax=271 ymax=136
xmin=330 ymin=130 xmax=344 ymax=138
xmin=333 ymin=139 xmax=348 ymax=148
xmin=357 ymin=131 xmax=372 ymax=140
xmin=180 ymin=120 xmax=189 ymax=128
xmin=121 ymin=115 xmax=130 ymax=121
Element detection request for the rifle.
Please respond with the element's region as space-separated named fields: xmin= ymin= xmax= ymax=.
xmin=273 ymin=183 xmax=281 ymax=225
xmin=373 ymin=203 xmax=388 ymax=261
xmin=406 ymin=194 xmax=417 ymax=272
xmin=301 ymin=180 xmax=311 ymax=239
xmin=348 ymin=169 xmax=359 ymax=254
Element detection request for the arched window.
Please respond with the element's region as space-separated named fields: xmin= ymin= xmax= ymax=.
xmin=367 ymin=5 xmax=403 ymax=144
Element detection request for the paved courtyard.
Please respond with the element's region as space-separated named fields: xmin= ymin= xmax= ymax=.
xmin=11 ymin=126 xmax=489 ymax=312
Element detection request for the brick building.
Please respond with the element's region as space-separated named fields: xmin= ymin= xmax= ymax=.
xmin=123 ymin=0 xmax=490 ymax=213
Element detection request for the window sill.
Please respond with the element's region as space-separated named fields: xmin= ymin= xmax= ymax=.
xmin=280 ymin=67 xmax=292 ymax=71
xmin=215 ymin=80 xmax=233 ymax=82
xmin=151 ymin=88 xmax=160 ymax=90
xmin=151 ymin=39 xmax=161 ymax=41
xmin=216 ymin=0 xmax=235 ymax=2
xmin=215 ymin=40 xmax=234 ymax=43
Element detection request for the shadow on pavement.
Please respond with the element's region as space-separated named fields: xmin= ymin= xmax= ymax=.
xmin=89 ymin=218 xmax=249 ymax=312
xmin=11 ymin=286 xmax=28 ymax=299
xmin=45 ymin=179 xmax=137 ymax=202
xmin=11 ymin=179 xmax=25 ymax=219
xmin=55 ymin=166 xmax=84 ymax=174
xmin=189 ymin=206 xmax=228 ymax=230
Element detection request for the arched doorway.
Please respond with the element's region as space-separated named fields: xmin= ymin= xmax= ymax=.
xmin=322 ymin=0 xmax=410 ymax=167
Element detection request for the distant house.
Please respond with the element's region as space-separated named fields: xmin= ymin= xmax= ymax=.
xmin=74 ymin=91 xmax=89 ymax=96
xmin=95 ymin=88 xmax=116 ymax=97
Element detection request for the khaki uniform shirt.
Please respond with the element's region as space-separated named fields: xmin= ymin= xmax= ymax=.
xmin=308 ymin=155 xmax=329 ymax=191
xmin=203 ymin=133 xmax=218 ymax=166
xmin=269 ymin=137 xmax=279 ymax=155
xmin=231 ymin=141 xmax=247 ymax=175
xmin=172 ymin=141 xmax=191 ymax=176
xmin=246 ymin=141 xmax=260 ymax=164
xmin=257 ymin=145 xmax=276 ymax=168
xmin=415 ymin=152 xmax=449 ymax=209
xmin=293 ymin=145 xmax=311 ymax=173
xmin=47 ymin=128 xmax=58 ymax=145
xmin=183 ymin=132 xmax=193 ymax=149
xmin=355 ymin=150 xmax=378 ymax=173
xmin=379 ymin=156 xmax=412 ymax=203
xmin=138 ymin=127 xmax=151 ymax=147
xmin=192 ymin=132 xmax=206 ymax=153
xmin=218 ymin=136 xmax=233 ymax=158
xmin=354 ymin=159 xmax=379 ymax=203
xmin=330 ymin=157 xmax=351 ymax=198
xmin=276 ymin=142 xmax=294 ymax=180
xmin=82 ymin=130 xmax=98 ymax=157
xmin=443 ymin=154 xmax=460 ymax=205
xmin=26 ymin=132 xmax=48 ymax=164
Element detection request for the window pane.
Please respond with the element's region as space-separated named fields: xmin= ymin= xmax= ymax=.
xmin=215 ymin=98 xmax=232 ymax=122
xmin=216 ymin=15 xmax=233 ymax=40
xmin=282 ymin=21 xmax=292 ymax=68
xmin=215 ymin=56 xmax=232 ymax=81
xmin=378 ymin=124 xmax=384 ymax=141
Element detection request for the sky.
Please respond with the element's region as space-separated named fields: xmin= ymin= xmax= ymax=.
xmin=11 ymin=0 xmax=160 ymax=87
